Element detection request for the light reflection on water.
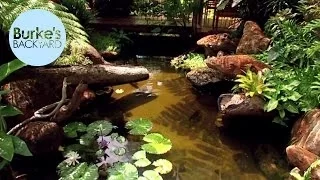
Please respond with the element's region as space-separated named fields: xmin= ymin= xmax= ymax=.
xmin=111 ymin=59 xmax=267 ymax=180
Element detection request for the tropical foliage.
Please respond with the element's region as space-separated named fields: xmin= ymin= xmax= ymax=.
xmin=290 ymin=159 xmax=320 ymax=180
xmin=58 ymin=118 xmax=173 ymax=179
xmin=0 ymin=60 xmax=32 ymax=170
xmin=170 ymin=53 xmax=206 ymax=71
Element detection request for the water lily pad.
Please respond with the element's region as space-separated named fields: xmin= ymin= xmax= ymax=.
xmin=125 ymin=118 xmax=153 ymax=135
xmin=63 ymin=122 xmax=87 ymax=138
xmin=142 ymin=133 xmax=172 ymax=154
xmin=134 ymin=158 xmax=151 ymax=167
xmin=152 ymin=159 xmax=173 ymax=174
xmin=132 ymin=150 xmax=147 ymax=160
xmin=87 ymin=120 xmax=113 ymax=136
xmin=107 ymin=163 xmax=138 ymax=180
xmin=142 ymin=170 xmax=163 ymax=180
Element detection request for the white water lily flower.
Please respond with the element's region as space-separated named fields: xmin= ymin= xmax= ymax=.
xmin=115 ymin=89 xmax=124 ymax=94
xmin=64 ymin=151 xmax=81 ymax=166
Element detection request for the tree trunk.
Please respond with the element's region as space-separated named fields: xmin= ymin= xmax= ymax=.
xmin=4 ymin=64 xmax=149 ymax=85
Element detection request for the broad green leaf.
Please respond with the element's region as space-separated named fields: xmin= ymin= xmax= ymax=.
xmin=63 ymin=122 xmax=87 ymax=138
xmin=11 ymin=136 xmax=32 ymax=156
xmin=288 ymin=92 xmax=302 ymax=101
xmin=87 ymin=120 xmax=112 ymax=136
xmin=138 ymin=177 xmax=148 ymax=180
xmin=79 ymin=165 xmax=99 ymax=180
xmin=79 ymin=133 xmax=95 ymax=146
xmin=278 ymin=109 xmax=285 ymax=119
xmin=142 ymin=133 xmax=172 ymax=154
xmin=0 ymin=105 xmax=22 ymax=117
xmin=125 ymin=118 xmax=153 ymax=135
xmin=0 ymin=132 xmax=14 ymax=161
xmin=285 ymin=103 xmax=299 ymax=113
xmin=61 ymin=162 xmax=88 ymax=179
xmin=152 ymin=159 xmax=173 ymax=174
xmin=134 ymin=158 xmax=151 ymax=167
xmin=132 ymin=150 xmax=147 ymax=160
xmin=107 ymin=163 xmax=138 ymax=180
xmin=265 ymin=99 xmax=279 ymax=112
xmin=0 ymin=159 xmax=8 ymax=170
xmin=142 ymin=170 xmax=163 ymax=180
xmin=0 ymin=116 xmax=6 ymax=132
xmin=0 ymin=59 xmax=26 ymax=82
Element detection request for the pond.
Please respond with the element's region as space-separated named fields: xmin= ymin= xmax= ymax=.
xmin=106 ymin=58 xmax=268 ymax=180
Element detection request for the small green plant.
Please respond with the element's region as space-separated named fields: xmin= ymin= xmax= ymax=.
xmin=60 ymin=0 xmax=95 ymax=26
xmin=90 ymin=29 xmax=132 ymax=54
xmin=0 ymin=59 xmax=32 ymax=170
xmin=290 ymin=159 xmax=320 ymax=180
xmin=233 ymin=69 xmax=273 ymax=97
xmin=58 ymin=118 xmax=173 ymax=180
xmin=170 ymin=53 xmax=206 ymax=71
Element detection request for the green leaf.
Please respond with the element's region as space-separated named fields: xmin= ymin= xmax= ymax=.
xmin=138 ymin=177 xmax=148 ymax=180
xmin=288 ymin=92 xmax=302 ymax=101
xmin=11 ymin=136 xmax=32 ymax=156
xmin=63 ymin=122 xmax=87 ymax=138
xmin=0 ymin=59 xmax=26 ymax=82
xmin=0 ymin=159 xmax=8 ymax=170
xmin=79 ymin=133 xmax=95 ymax=146
xmin=0 ymin=105 xmax=23 ymax=117
xmin=0 ymin=132 xmax=14 ymax=161
xmin=152 ymin=159 xmax=173 ymax=174
xmin=132 ymin=150 xmax=147 ymax=160
xmin=134 ymin=158 xmax=151 ymax=167
xmin=107 ymin=163 xmax=138 ymax=180
xmin=79 ymin=165 xmax=99 ymax=180
xmin=125 ymin=118 xmax=153 ymax=135
xmin=142 ymin=133 xmax=172 ymax=154
xmin=265 ymin=99 xmax=279 ymax=112
xmin=285 ymin=103 xmax=299 ymax=113
xmin=141 ymin=170 xmax=163 ymax=180
xmin=87 ymin=120 xmax=113 ymax=136
xmin=61 ymin=162 xmax=88 ymax=179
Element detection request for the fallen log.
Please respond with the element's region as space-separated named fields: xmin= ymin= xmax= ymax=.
xmin=4 ymin=64 xmax=150 ymax=85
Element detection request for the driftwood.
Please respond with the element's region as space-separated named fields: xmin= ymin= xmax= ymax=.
xmin=4 ymin=64 xmax=150 ymax=85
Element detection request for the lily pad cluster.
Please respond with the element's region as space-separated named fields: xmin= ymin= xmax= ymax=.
xmin=59 ymin=118 xmax=173 ymax=180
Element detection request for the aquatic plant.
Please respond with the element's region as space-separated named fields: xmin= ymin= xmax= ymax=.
xmin=170 ymin=53 xmax=206 ymax=71
xmin=0 ymin=60 xmax=32 ymax=171
xmin=290 ymin=159 xmax=320 ymax=180
xmin=58 ymin=118 xmax=173 ymax=179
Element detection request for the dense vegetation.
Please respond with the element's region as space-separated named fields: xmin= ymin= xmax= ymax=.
xmin=234 ymin=0 xmax=320 ymax=125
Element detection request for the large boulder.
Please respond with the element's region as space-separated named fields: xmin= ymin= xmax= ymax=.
xmin=197 ymin=33 xmax=238 ymax=57
xmin=286 ymin=145 xmax=319 ymax=171
xmin=291 ymin=109 xmax=320 ymax=155
xmin=186 ymin=67 xmax=234 ymax=93
xmin=205 ymin=55 xmax=270 ymax=78
xmin=236 ymin=21 xmax=271 ymax=55
xmin=217 ymin=93 xmax=275 ymax=128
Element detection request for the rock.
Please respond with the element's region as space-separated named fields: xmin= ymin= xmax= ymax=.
xmin=286 ymin=145 xmax=319 ymax=171
xmin=236 ymin=21 xmax=271 ymax=54
xmin=84 ymin=44 xmax=110 ymax=65
xmin=16 ymin=121 xmax=64 ymax=155
xmin=186 ymin=67 xmax=234 ymax=93
xmin=197 ymin=33 xmax=237 ymax=57
xmin=101 ymin=50 xmax=118 ymax=60
xmin=291 ymin=109 xmax=320 ymax=156
xmin=205 ymin=55 xmax=270 ymax=78
xmin=254 ymin=144 xmax=289 ymax=179
xmin=217 ymin=93 xmax=274 ymax=127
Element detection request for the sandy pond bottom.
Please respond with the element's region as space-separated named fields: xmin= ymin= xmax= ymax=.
xmin=107 ymin=58 xmax=268 ymax=180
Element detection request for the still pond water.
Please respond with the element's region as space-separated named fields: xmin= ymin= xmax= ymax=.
xmin=108 ymin=58 xmax=268 ymax=180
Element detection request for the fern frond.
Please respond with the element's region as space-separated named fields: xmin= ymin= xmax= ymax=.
xmin=0 ymin=0 xmax=89 ymax=44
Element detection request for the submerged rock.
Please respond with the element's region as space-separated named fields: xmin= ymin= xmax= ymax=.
xmin=254 ymin=144 xmax=289 ymax=179
xmin=186 ymin=67 xmax=234 ymax=93
xmin=197 ymin=33 xmax=237 ymax=57
xmin=236 ymin=21 xmax=271 ymax=55
xmin=16 ymin=121 xmax=63 ymax=155
xmin=205 ymin=55 xmax=270 ymax=78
